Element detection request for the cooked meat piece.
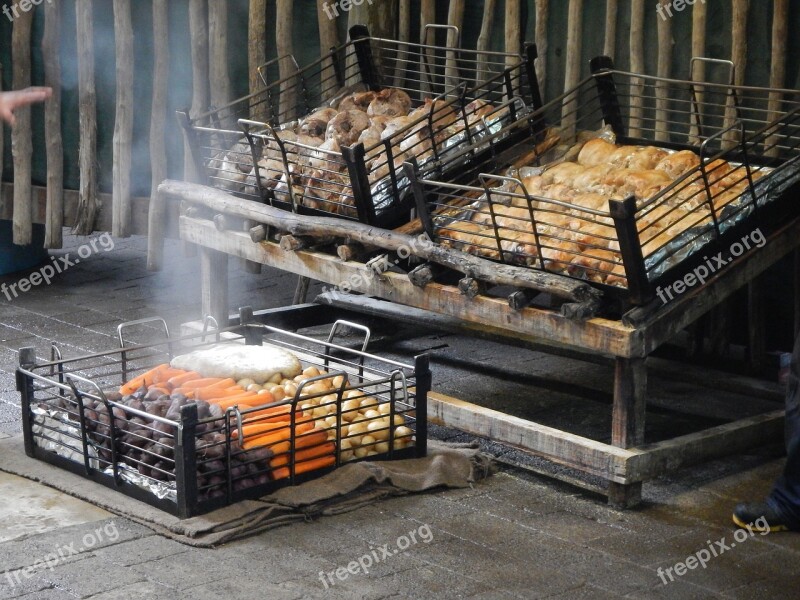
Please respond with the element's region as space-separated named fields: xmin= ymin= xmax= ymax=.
xmin=338 ymin=91 xmax=377 ymax=112
xmin=577 ymin=138 xmax=618 ymax=166
xmin=367 ymin=88 xmax=413 ymax=118
xmin=655 ymin=150 xmax=701 ymax=178
xmin=325 ymin=110 xmax=371 ymax=147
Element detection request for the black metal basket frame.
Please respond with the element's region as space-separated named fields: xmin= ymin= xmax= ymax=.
xmin=17 ymin=308 xmax=430 ymax=518
xmin=408 ymin=56 xmax=800 ymax=305
xmin=179 ymin=24 xmax=540 ymax=227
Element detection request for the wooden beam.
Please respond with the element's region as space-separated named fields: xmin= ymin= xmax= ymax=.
xmin=249 ymin=0 xmax=268 ymax=119
xmin=655 ymin=0 xmax=672 ymax=143
xmin=162 ymin=180 xmax=602 ymax=302
xmin=1 ymin=183 xmax=151 ymax=236
xmin=723 ymin=0 xmax=749 ymax=149
xmin=186 ymin=0 xmax=210 ymax=182
xmin=504 ymin=0 xmax=521 ymax=89
xmin=628 ymin=0 xmax=644 ymax=138
xmin=765 ymin=0 xmax=788 ymax=157
xmin=534 ymin=0 xmax=549 ymax=96
xmin=446 ymin=0 xmax=465 ymax=91
xmin=199 ymin=247 xmax=229 ymax=327
xmin=612 ymin=357 xmax=647 ymax=448
xmin=561 ymin=0 xmax=583 ymax=139
xmin=427 ymin=391 xmax=632 ymax=483
xmin=74 ymin=0 xmax=98 ymax=235
xmin=11 ymin=8 xmax=34 ymax=245
xmin=208 ymin=0 xmax=232 ymax=120
xmin=112 ymin=0 xmax=134 ymax=238
xmin=42 ymin=0 xmax=63 ymax=249
xmin=476 ymin=0 xmax=497 ymax=83
xmin=603 ymin=0 xmax=617 ymax=57
xmin=688 ymin=0 xmax=708 ymax=145
xmin=179 ymin=217 xmax=637 ymax=357
xmin=150 ymin=1 xmax=170 ymax=214
xmin=276 ymin=0 xmax=296 ymax=121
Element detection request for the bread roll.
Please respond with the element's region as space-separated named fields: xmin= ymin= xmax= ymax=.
xmin=655 ymin=150 xmax=700 ymax=178
xmin=577 ymin=138 xmax=617 ymax=166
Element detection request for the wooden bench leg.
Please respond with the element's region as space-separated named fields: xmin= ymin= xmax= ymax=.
xmin=608 ymin=357 xmax=647 ymax=508
xmin=200 ymin=247 xmax=229 ymax=327
xmin=293 ymin=276 xmax=311 ymax=305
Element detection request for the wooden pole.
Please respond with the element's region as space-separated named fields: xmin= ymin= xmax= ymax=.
xmin=561 ymin=0 xmax=583 ymax=139
xmin=276 ymin=0 xmax=296 ymax=121
xmin=150 ymin=0 xmax=169 ymax=218
xmin=688 ymin=0 xmax=707 ymax=144
xmin=446 ymin=0 xmax=465 ymax=92
xmin=42 ymin=0 xmax=63 ymax=249
xmin=628 ymin=0 xmax=645 ymax=138
xmin=420 ymin=0 xmax=436 ymax=95
xmin=209 ymin=0 xmax=232 ymax=120
xmin=11 ymin=9 xmax=34 ymax=245
xmin=185 ymin=0 xmax=209 ymax=183
xmin=394 ymin=0 xmax=411 ymax=87
xmin=249 ymin=0 xmax=268 ymax=121
xmin=74 ymin=0 xmax=97 ymax=236
xmin=534 ymin=0 xmax=549 ymax=101
xmin=476 ymin=0 xmax=496 ymax=83
xmin=766 ymin=0 xmax=788 ymax=157
xmin=604 ymin=0 xmax=617 ymax=57
xmin=505 ymin=0 xmax=521 ymax=60
xmin=317 ymin=0 xmax=340 ymax=94
xmin=724 ymin=0 xmax=749 ymax=149
xmin=112 ymin=0 xmax=134 ymax=238
xmin=655 ymin=0 xmax=672 ymax=142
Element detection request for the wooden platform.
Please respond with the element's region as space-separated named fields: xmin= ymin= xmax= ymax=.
xmin=174 ymin=205 xmax=800 ymax=508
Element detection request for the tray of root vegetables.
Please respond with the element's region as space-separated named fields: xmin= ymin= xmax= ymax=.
xmin=52 ymin=343 xmax=418 ymax=505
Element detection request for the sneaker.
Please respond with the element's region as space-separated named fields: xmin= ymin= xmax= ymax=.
xmin=732 ymin=502 xmax=792 ymax=532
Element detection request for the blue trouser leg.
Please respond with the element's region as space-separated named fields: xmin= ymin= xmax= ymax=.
xmin=767 ymin=333 xmax=800 ymax=529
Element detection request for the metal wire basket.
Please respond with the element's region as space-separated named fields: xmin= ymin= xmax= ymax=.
xmin=408 ymin=56 xmax=800 ymax=305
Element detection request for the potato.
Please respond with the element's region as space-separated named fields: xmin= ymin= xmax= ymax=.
xmin=365 ymin=451 xmax=379 ymax=457
xmin=363 ymin=409 xmax=381 ymax=421
xmin=303 ymin=366 xmax=321 ymax=378
xmin=353 ymin=447 xmax=369 ymax=459
xmin=360 ymin=435 xmax=377 ymax=450
xmin=341 ymin=449 xmax=355 ymax=462
xmin=324 ymin=415 xmax=338 ymax=428
xmin=237 ymin=378 xmax=256 ymax=388
xmin=332 ymin=375 xmax=347 ymax=389
xmin=344 ymin=390 xmax=363 ymax=400
xmin=394 ymin=425 xmax=413 ymax=439
xmin=270 ymin=387 xmax=286 ymax=402
xmin=302 ymin=382 xmax=329 ymax=397
xmin=341 ymin=399 xmax=361 ymax=421
xmin=375 ymin=441 xmax=389 ymax=454
xmin=360 ymin=397 xmax=379 ymax=411
xmin=284 ymin=382 xmax=298 ymax=397
xmin=378 ymin=402 xmax=392 ymax=416
xmin=367 ymin=419 xmax=389 ymax=441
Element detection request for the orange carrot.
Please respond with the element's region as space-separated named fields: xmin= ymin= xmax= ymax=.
xmin=152 ymin=367 xmax=187 ymax=385
xmin=241 ymin=421 xmax=315 ymax=450
xmin=232 ymin=420 xmax=291 ymax=438
xmin=270 ymin=455 xmax=336 ymax=480
xmin=119 ymin=363 xmax=169 ymax=395
xmin=194 ymin=384 xmax=245 ymax=401
xmin=180 ymin=377 xmax=228 ymax=389
xmin=167 ymin=371 xmax=201 ymax=388
xmin=269 ymin=441 xmax=335 ymax=468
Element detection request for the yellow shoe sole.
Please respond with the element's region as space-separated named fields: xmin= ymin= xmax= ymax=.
xmin=732 ymin=512 xmax=789 ymax=533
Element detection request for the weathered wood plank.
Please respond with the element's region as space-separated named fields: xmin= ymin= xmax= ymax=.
xmin=11 ymin=9 xmax=34 ymax=245
xmin=560 ymin=0 xmax=583 ymax=139
xmin=687 ymin=0 xmax=708 ymax=145
xmin=612 ymin=357 xmax=647 ymax=448
xmin=42 ymin=0 xmax=63 ymax=249
xmin=186 ymin=0 xmax=209 ymax=182
xmin=766 ymin=0 xmax=788 ymax=157
xmin=534 ymin=0 xmax=549 ymax=95
xmin=112 ymin=0 xmax=134 ymax=238
xmin=276 ymin=0 xmax=296 ymax=121
xmin=74 ymin=0 xmax=98 ymax=235
xmin=209 ymin=0 xmax=232 ymax=120
xmin=628 ymin=0 xmax=645 ymax=138
xmin=655 ymin=0 xmax=672 ymax=143
xmin=427 ymin=391 xmax=632 ymax=484
xmin=249 ymin=0 xmax=268 ymax=120
xmin=162 ymin=180 xmax=602 ymax=302
xmin=199 ymin=247 xmax=229 ymax=327
xmin=179 ymin=216 xmax=637 ymax=357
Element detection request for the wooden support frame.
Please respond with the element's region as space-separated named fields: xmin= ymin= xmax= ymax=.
xmin=177 ymin=206 xmax=800 ymax=507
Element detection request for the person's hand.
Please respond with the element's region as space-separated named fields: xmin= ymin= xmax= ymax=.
xmin=0 ymin=87 xmax=52 ymax=126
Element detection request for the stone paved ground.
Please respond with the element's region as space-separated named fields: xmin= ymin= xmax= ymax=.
xmin=0 ymin=233 xmax=799 ymax=599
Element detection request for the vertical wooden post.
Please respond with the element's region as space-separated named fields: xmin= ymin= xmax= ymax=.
xmin=209 ymin=0 xmax=232 ymax=120
xmin=394 ymin=0 xmax=411 ymax=87
xmin=688 ymin=0 xmax=707 ymax=145
xmin=504 ymin=0 xmax=521 ymax=67
xmin=185 ymin=0 xmax=209 ymax=183
xmin=200 ymin=247 xmax=229 ymax=328
xmin=609 ymin=357 xmax=646 ymax=508
xmin=628 ymin=0 xmax=645 ymax=138
xmin=249 ymin=0 xmax=268 ymax=120
xmin=276 ymin=0 xmax=296 ymax=121
xmin=74 ymin=0 xmax=98 ymax=236
xmin=11 ymin=9 xmax=34 ymax=246
xmin=112 ymin=0 xmax=134 ymax=238
xmin=150 ymin=1 xmax=169 ymax=211
xmin=655 ymin=0 xmax=672 ymax=142
xmin=420 ymin=0 xmax=436 ymax=95
xmin=446 ymin=0 xmax=465 ymax=92
xmin=723 ymin=0 xmax=749 ymax=149
xmin=476 ymin=0 xmax=496 ymax=83
xmin=317 ymin=0 xmax=340 ymax=93
xmin=534 ymin=0 xmax=549 ymax=100
xmin=561 ymin=0 xmax=583 ymax=139
xmin=765 ymin=0 xmax=788 ymax=157
xmin=42 ymin=0 xmax=63 ymax=249
xmin=603 ymin=0 xmax=617 ymax=57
